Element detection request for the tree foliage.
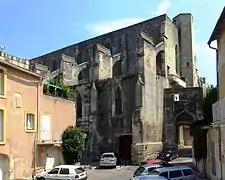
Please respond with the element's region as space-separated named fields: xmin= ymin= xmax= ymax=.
xmin=202 ymin=84 xmax=218 ymax=123
xmin=190 ymin=84 xmax=217 ymax=161
xmin=61 ymin=126 xmax=85 ymax=164
xmin=47 ymin=78 xmax=72 ymax=98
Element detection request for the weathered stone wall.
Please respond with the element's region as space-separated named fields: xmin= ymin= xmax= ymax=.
xmin=164 ymin=16 xmax=180 ymax=76
xmin=163 ymin=87 xmax=203 ymax=147
xmin=76 ymin=75 xmax=137 ymax=162
xmin=131 ymin=34 xmax=171 ymax=161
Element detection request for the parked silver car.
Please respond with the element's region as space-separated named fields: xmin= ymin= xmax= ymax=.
xmin=131 ymin=175 xmax=167 ymax=180
xmin=99 ymin=152 xmax=117 ymax=168
xmin=148 ymin=165 xmax=196 ymax=180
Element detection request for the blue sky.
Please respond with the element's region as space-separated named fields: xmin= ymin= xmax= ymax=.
xmin=0 ymin=0 xmax=223 ymax=85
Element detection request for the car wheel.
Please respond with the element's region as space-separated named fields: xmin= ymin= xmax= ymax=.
xmin=39 ymin=177 xmax=45 ymax=180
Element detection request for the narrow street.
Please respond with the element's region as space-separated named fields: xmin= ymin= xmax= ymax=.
xmin=86 ymin=158 xmax=207 ymax=180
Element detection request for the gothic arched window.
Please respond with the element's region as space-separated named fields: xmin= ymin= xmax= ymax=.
xmin=52 ymin=59 xmax=58 ymax=71
xmin=175 ymin=45 xmax=180 ymax=74
xmin=115 ymin=87 xmax=122 ymax=115
xmin=76 ymin=93 xmax=82 ymax=118
xmin=76 ymin=52 xmax=82 ymax=65
xmin=112 ymin=61 xmax=122 ymax=77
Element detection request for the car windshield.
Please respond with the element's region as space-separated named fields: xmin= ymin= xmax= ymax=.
xmin=149 ymin=170 xmax=160 ymax=175
xmin=74 ymin=167 xmax=85 ymax=174
xmin=102 ymin=154 xmax=114 ymax=158
xmin=134 ymin=166 xmax=145 ymax=176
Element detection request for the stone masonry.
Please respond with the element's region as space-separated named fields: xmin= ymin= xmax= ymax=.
xmin=29 ymin=13 xmax=205 ymax=162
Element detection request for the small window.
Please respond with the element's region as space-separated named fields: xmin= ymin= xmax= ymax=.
xmin=186 ymin=62 xmax=190 ymax=67
xmin=74 ymin=167 xmax=85 ymax=174
xmin=182 ymin=169 xmax=194 ymax=176
xmin=0 ymin=69 xmax=5 ymax=96
xmin=170 ymin=170 xmax=183 ymax=178
xmin=26 ymin=113 xmax=35 ymax=130
xmin=48 ymin=168 xmax=59 ymax=174
xmin=167 ymin=66 xmax=170 ymax=75
xmin=159 ymin=171 xmax=169 ymax=179
xmin=101 ymin=154 xmax=115 ymax=158
xmin=59 ymin=168 xmax=69 ymax=175
xmin=181 ymin=76 xmax=185 ymax=81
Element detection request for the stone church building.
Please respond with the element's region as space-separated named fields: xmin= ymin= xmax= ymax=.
xmin=29 ymin=13 xmax=205 ymax=162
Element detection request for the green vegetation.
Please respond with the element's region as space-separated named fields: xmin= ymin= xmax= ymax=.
xmin=190 ymin=84 xmax=217 ymax=161
xmin=44 ymin=78 xmax=72 ymax=98
xmin=61 ymin=126 xmax=85 ymax=164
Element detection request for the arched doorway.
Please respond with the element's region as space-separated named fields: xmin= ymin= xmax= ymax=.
xmin=0 ymin=154 xmax=9 ymax=180
xmin=175 ymin=111 xmax=194 ymax=147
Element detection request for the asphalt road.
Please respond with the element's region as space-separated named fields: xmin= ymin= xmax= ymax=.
xmin=86 ymin=166 xmax=137 ymax=180
xmin=86 ymin=158 xmax=206 ymax=180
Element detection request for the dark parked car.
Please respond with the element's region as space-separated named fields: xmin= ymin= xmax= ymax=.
xmin=156 ymin=147 xmax=178 ymax=161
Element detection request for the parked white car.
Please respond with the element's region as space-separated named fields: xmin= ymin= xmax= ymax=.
xmin=99 ymin=152 xmax=117 ymax=168
xmin=35 ymin=165 xmax=87 ymax=180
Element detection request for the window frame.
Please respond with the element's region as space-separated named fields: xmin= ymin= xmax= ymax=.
xmin=182 ymin=169 xmax=194 ymax=176
xmin=159 ymin=171 xmax=169 ymax=179
xmin=169 ymin=170 xmax=183 ymax=178
xmin=59 ymin=168 xmax=70 ymax=175
xmin=25 ymin=112 xmax=36 ymax=132
xmin=48 ymin=168 xmax=59 ymax=174
xmin=0 ymin=67 xmax=7 ymax=99
xmin=0 ymin=108 xmax=6 ymax=145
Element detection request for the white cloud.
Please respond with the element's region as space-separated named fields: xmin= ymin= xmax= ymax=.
xmin=85 ymin=18 xmax=145 ymax=36
xmin=156 ymin=0 xmax=171 ymax=16
xmin=85 ymin=0 xmax=172 ymax=36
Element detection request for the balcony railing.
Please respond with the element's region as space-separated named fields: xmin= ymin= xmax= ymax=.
xmin=36 ymin=130 xmax=63 ymax=145
xmin=212 ymin=98 xmax=225 ymax=123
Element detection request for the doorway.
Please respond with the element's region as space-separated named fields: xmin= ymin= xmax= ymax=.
xmin=118 ymin=135 xmax=132 ymax=164
xmin=0 ymin=154 xmax=9 ymax=180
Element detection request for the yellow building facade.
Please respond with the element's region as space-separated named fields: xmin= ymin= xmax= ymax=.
xmin=207 ymin=6 xmax=225 ymax=180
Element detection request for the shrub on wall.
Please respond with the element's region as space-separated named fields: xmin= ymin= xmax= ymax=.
xmin=45 ymin=78 xmax=72 ymax=98
xmin=61 ymin=126 xmax=85 ymax=164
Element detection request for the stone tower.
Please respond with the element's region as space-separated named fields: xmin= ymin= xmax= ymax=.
xmin=173 ymin=13 xmax=199 ymax=87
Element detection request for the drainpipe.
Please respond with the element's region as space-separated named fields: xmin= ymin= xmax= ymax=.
xmin=208 ymin=43 xmax=219 ymax=98
xmin=33 ymin=81 xmax=40 ymax=179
